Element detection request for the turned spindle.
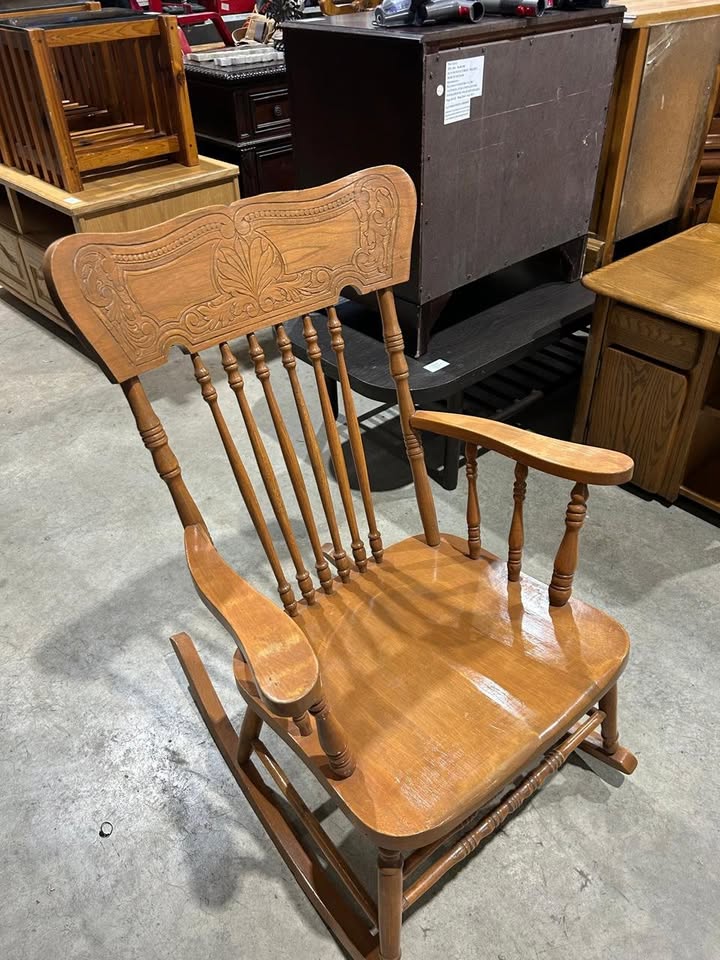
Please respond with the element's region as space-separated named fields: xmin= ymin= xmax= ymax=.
xmin=293 ymin=711 xmax=312 ymax=737
xmin=507 ymin=462 xmax=528 ymax=581
xmin=465 ymin=442 xmax=481 ymax=559
xmin=327 ymin=305 xmax=384 ymax=563
xmin=549 ymin=482 xmax=588 ymax=607
xmin=122 ymin=377 xmax=206 ymax=531
xmin=309 ymin=696 xmax=355 ymax=778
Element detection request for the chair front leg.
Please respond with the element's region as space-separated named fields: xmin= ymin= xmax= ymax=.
xmin=599 ymin=684 xmax=620 ymax=755
xmin=378 ymin=849 xmax=403 ymax=960
xmin=578 ymin=683 xmax=638 ymax=775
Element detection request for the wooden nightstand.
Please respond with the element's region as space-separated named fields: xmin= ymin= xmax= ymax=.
xmin=574 ymin=222 xmax=720 ymax=511
xmin=185 ymin=59 xmax=295 ymax=198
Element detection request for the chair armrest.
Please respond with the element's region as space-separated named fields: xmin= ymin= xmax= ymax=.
xmin=410 ymin=411 xmax=633 ymax=485
xmin=184 ymin=524 xmax=321 ymax=718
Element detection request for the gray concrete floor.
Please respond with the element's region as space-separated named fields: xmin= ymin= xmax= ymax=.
xmin=1 ymin=293 xmax=719 ymax=960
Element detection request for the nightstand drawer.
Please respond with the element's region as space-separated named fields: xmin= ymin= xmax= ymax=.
xmin=606 ymin=303 xmax=702 ymax=370
xmin=20 ymin=238 xmax=61 ymax=320
xmin=249 ymin=88 xmax=290 ymax=135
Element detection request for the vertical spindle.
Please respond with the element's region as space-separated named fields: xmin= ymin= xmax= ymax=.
xmin=549 ymin=482 xmax=588 ymax=607
xmin=327 ymin=305 xmax=384 ymax=563
xmin=465 ymin=442 xmax=481 ymax=559
xmin=507 ymin=462 xmax=528 ymax=581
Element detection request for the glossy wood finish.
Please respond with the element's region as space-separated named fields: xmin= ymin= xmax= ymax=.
xmin=328 ymin=305 xmax=383 ymax=563
xmin=411 ymin=410 xmax=634 ymax=484
xmin=46 ymin=167 xmax=638 ymax=960
xmin=185 ymin=523 xmax=321 ymax=716
xmin=233 ymin=535 xmax=631 ymax=848
xmin=403 ymin=710 xmax=605 ymax=910
xmin=549 ymin=483 xmax=589 ymax=607
xmin=377 ymin=849 xmax=403 ymax=960
xmin=302 ymin=313 xmax=368 ymax=573
xmin=507 ymin=462 xmax=528 ymax=582
xmin=464 ymin=443 xmax=481 ymax=560
xmin=45 ymin=165 xmax=416 ymax=382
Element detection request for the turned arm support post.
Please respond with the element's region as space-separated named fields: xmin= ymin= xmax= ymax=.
xmin=184 ymin=524 xmax=355 ymax=777
xmin=549 ymin=482 xmax=589 ymax=607
xmin=410 ymin=411 xmax=633 ymax=605
xmin=464 ymin=442 xmax=481 ymax=559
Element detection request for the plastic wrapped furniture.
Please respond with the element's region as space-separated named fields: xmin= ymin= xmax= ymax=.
xmin=587 ymin=0 xmax=720 ymax=268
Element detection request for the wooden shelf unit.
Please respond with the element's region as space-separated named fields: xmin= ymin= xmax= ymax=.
xmin=0 ymin=155 xmax=239 ymax=332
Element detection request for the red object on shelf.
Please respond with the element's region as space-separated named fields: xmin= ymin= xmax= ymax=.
xmin=206 ymin=0 xmax=255 ymax=14
xmin=142 ymin=0 xmax=236 ymax=50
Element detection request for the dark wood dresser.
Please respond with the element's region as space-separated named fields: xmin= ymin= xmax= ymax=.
xmin=284 ymin=9 xmax=624 ymax=355
xmin=185 ymin=59 xmax=295 ymax=198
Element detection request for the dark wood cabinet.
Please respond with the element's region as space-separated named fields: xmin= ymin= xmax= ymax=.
xmin=186 ymin=61 xmax=295 ymax=199
xmin=284 ymin=10 xmax=624 ymax=355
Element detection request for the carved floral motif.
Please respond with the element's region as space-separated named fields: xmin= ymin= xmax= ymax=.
xmin=75 ymin=172 xmax=403 ymax=371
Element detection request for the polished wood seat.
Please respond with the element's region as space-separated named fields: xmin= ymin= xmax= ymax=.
xmin=234 ymin=534 xmax=629 ymax=849
xmin=45 ymin=165 xmax=637 ymax=960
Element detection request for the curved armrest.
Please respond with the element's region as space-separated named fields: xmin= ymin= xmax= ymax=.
xmin=410 ymin=411 xmax=633 ymax=485
xmin=184 ymin=524 xmax=321 ymax=717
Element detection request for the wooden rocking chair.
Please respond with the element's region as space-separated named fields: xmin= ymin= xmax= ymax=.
xmin=45 ymin=165 xmax=637 ymax=960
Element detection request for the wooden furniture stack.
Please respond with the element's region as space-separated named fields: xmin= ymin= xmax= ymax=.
xmin=574 ymin=190 xmax=720 ymax=513
xmin=185 ymin=56 xmax=295 ymax=198
xmin=44 ymin=163 xmax=638 ymax=960
xmin=587 ymin=0 xmax=720 ymax=269
xmin=284 ymin=8 xmax=624 ymax=356
xmin=0 ymin=9 xmax=198 ymax=193
xmin=0 ymin=156 xmax=239 ymax=332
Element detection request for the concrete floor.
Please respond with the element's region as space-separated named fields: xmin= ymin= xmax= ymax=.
xmin=1 ymin=293 xmax=719 ymax=960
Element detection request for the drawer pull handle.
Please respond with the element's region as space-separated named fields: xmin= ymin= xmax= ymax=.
xmin=273 ymin=104 xmax=283 ymax=119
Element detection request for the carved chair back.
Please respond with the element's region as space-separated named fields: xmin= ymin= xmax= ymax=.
xmin=45 ymin=165 xmax=440 ymax=615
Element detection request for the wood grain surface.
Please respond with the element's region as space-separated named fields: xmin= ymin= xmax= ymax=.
xmin=411 ymin=410 xmax=634 ymax=484
xmin=586 ymin=347 xmax=687 ymax=492
xmin=583 ymin=223 xmax=720 ymax=332
xmin=45 ymin=164 xmax=417 ymax=381
xmin=233 ymin=535 xmax=630 ymax=848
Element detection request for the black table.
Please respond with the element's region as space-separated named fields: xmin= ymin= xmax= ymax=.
xmin=287 ymin=274 xmax=594 ymax=489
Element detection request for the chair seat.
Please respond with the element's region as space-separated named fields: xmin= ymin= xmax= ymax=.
xmin=234 ymin=534 xmax=629 ymax=849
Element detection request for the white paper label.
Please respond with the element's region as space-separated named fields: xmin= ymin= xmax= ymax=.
xmin=443 ymin=56 xmax=484 ymax=125
xmin=424 ymin=358 xmax=450 ymax=373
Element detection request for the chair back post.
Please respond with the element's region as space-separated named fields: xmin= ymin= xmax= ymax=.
xmin=377 ymin=287 xmax=440 ymax=547
xmin=122 ymin=376 xmax=207 ymax=531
